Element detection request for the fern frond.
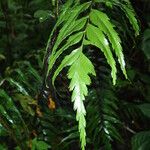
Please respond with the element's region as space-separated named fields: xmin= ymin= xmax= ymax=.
xmin=47 ymin=2 xmax=91 ymax=75
xmin=132 ymin=131 xmax=150 ymax=150
xmin=44 ymin=0 xmax=74 ymax=61
xmin=121 ymin=3 xmax=140 ymax=36
xmin=45 ymin=1 xmax=140 ymax=149
xmin=50 ymin=6 xmax=128 ymax=85
xmin=0 ymin=89 xmax=29 ymax=144
xmin=48 ymin=32 xmax=84 ymax=76
xmin=87 ymin=89 xmax=122 ymax=149
xmin=94 ymin=0 xmax=140 ymax=36
xmin=53 ymin=47 xmax=96 ymax=149
xmin=89 ymin=9 xmax=127 ymax=79
xmin=52 ymin=2 xmax=90 ymax=53
xmin=68 ymin=51 xmax=96 ymax=149
xmin=52 ymin=48 xmax=81 ymax=85
xmin=85 ymin=23 xmax=117 ymax=85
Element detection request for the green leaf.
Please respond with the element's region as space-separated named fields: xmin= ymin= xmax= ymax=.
xmin=13 ymin=94 xmax=36 ymax=116
xmin=104 ymin=0 xmax=140 ymax=36
xmin=47 ymin=32 xmax=84 ymax=75
xmin=89 ymin=9 xmax=127 ymax=79
xmin=86 ymin=88 xmax=122 ymax=148
xmin=52 ymin=48 xmax=81 ymax=85
xmin=47 ymin=2 xmax=91 ymax=76
xmin=132 ymin=131 xmax=150 ymax=150
xmin=0 ymin=144 xmax=7 ymax=150
xmin=52 ymin=0 xmax=55 ymax=6
xmin=34 ymin=10 xmax=53 ymax=22
xmin=31 ymin=138 xmax=50 ymax=150
xmin=0 ymin=54 xmax=5 ymax=61
xmin=142 ymin=29 xmax=150 ymax=59
xmin=60 ymin=132 xmax=79 ymax=143
xmin=0 ymin=124 xmax=7 ymax=136
xmin=45 ymin=1 xmax=90 ymax=61
xmin=52 ymin=47 xmax=96 ymax=150
xmin=121 ymin=3 xmax=140 ymax=36
xmin=0 ymin=89 xmax=28 ymax=141
xmin=6 ymin=78 xmax=29 ymax=95
xmin=52 ymin=17 xmax=87 ymax=55
xmin=44 ymin=0 xmax=73 ymax=57
xmin=85 ymin=23 xmax=117 ymax=85
xmin=138 ymin=103 xmax=150 ymax=118
xmin=0 ymin=105 xmax=13 ymax=124
xmin=68 ymin=52 xmax=96 ymax=150
xmin=45 ymin=1 xmax=140 ymax=149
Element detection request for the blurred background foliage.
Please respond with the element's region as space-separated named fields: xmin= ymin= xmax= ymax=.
xmin=0 ymin=0 xmax=150 ymax=149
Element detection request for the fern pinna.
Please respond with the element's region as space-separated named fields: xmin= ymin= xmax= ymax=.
xmin=45 ymin=0 xmax=139 ymax=149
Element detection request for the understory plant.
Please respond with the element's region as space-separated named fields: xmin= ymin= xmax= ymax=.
xmin=44 ymin=0 xmax=139 ymax=149
xmin=1 ymin=0 xmax=150 ymax=150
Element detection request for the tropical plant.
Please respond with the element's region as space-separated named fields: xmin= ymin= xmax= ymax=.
xmin=44 ymin=0 xmax=139 ymax=149
xmin=0 ymin=0 xmax=150 ymax=150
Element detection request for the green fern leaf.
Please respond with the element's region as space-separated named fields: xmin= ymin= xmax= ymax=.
xmin=52 ymin=15 xmax=87 ymax=55
xmin=89 ymin=9 xmax=127 ymax=79
xmin=44 ymin=0 xmax=74 ymax=63
xmin=46 ymin=1 xmax=140 ymax=149
xmin=121 ymin=3 xmax=140 ymax=36
xmin=109 ymin=0 xmax=140 ymax=36
xmin=68 ymin=52 xmax=96 ymax=150
xmin=47 ymin=32 xmax=84 ymax=76
xmin=87 ymin=89 xmax=122 ymax=148
xmin=51 ymin=2 xmax=91 ymax=55
xmin=47 ymin=16 xmax=87 ymax=75
xmin=52 ymin=48 xmax=81 ymax=86
xmin=85 ymin=24 xmax=117 ymax=85
xmin=52 ymin=47 xmax=96 ymax=150
xmin=132 ymin=131 xmax=150 ymax=150
xmin=47 ymin=2 xmax=91 ymax=75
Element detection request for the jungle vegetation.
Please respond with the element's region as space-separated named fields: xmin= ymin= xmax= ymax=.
xmin=0 ymin=0 xmax=150 ymax=150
